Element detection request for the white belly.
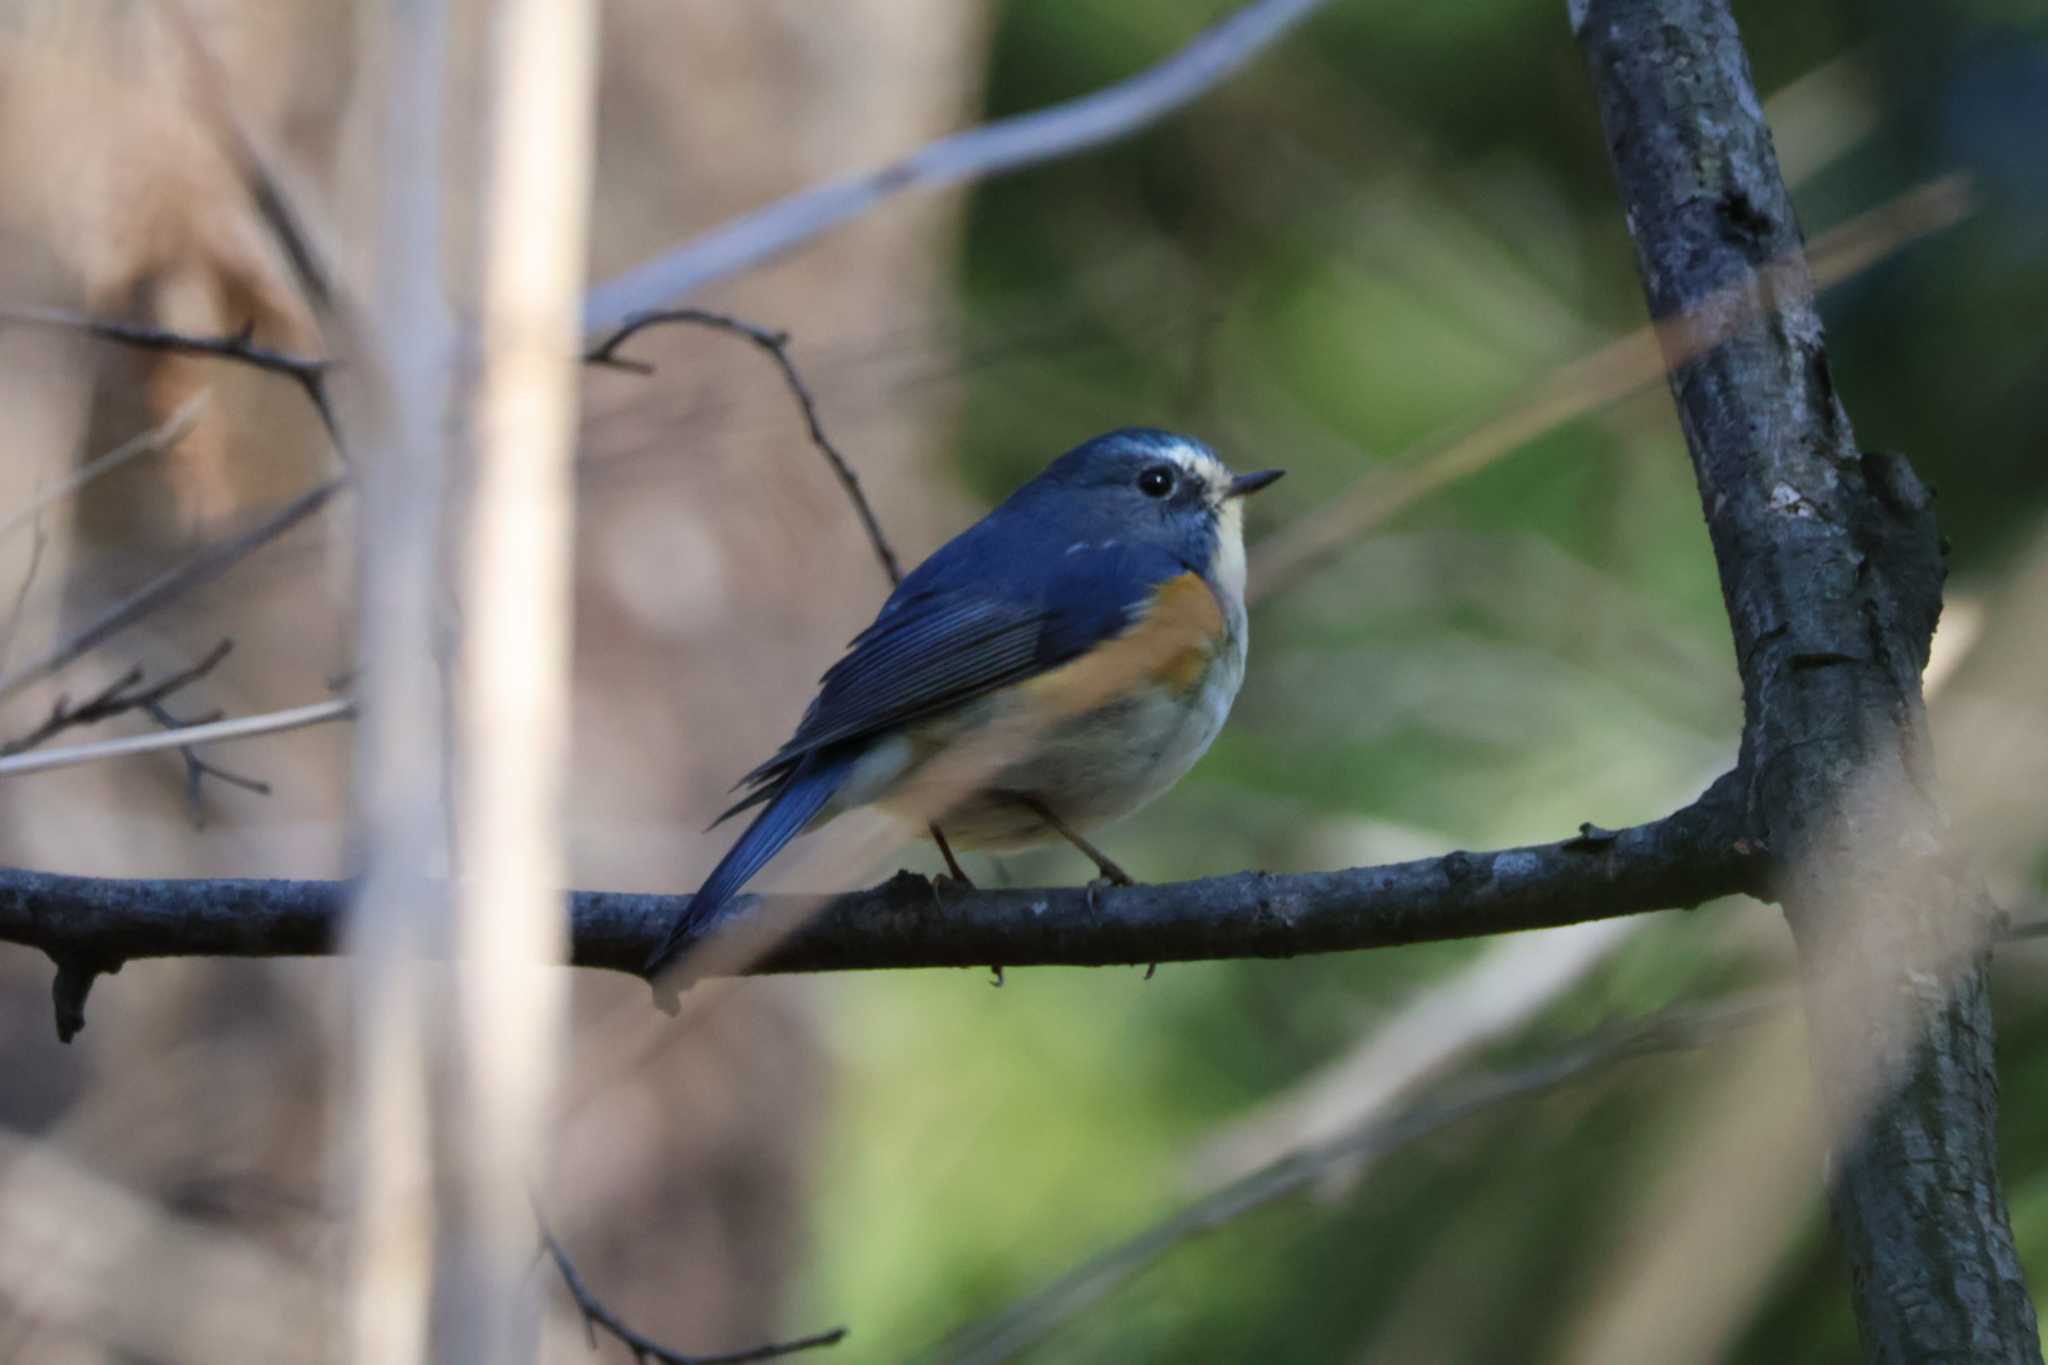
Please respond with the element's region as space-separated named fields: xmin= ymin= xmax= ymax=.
xmin=848 ymin=607 xmax=1248 ymax=849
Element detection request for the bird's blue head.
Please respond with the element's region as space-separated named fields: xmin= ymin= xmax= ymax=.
xmin=1015 ymin=428 xmax=1284 ymax=601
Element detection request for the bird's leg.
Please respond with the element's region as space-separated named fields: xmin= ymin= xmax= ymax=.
xmin=1013 ymin=795 xmax=1135 ymax=897
xmin=924 ymin=822 xmax=999 ymax=983
xmin=928 ymin=822 xmax=973 ymax=887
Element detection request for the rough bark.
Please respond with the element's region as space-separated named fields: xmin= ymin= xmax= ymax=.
xmin=1574 ymin=1 xmax=2039 ymax=1359
xmin=0 ymin=769 xmax=1754 ymax=996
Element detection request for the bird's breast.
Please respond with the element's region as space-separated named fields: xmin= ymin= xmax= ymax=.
xmin=873 ymin=573 xmax=1248 ymax=849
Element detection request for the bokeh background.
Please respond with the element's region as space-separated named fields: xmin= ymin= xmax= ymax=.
xmin=0 ymin=0 xmax=2044 ymax=1361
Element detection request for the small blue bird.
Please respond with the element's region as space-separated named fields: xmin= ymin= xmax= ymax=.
xmin=646 ymin=428 xmax=1282 ymax=978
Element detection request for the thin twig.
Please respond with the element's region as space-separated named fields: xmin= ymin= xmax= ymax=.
xmin=0 ymin=305 xmax=338 ymax=439
xmin=0 ymin=638 xmax=236 ymax=758
xmin=0 ymin=475 xmax=344 ymax=704
xmin=0 ymin=296 xmax=346 ymax=704
xmin=0 ymin=392 xmax=210 ymax=547
xmin=540 ymin=1224 xmax=847 ymax=1365
xmin=0 ymin=518 xmax=47 ymax=677
xmin=924 ymin=992 xmax=1785 ymax=1365
xmin=582 ymin=0 xmax=1333 ymax=330
xmin=141 ymin=698 xmax=272 ymax=829
xmin=158 ymin=0 xmax=338 ymax=313
xmin=0 ymin=696 xmax=353 ymax=777
xmin=587 ymin=308 xmax=902 ymax=584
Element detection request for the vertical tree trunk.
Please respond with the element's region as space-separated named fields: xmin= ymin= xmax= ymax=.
xmin=1573 ymin=2 xmax=2039 ymax=1359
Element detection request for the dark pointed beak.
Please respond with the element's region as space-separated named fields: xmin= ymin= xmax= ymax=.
xmin=1227 ymin=468 xmax=1285 ymax=498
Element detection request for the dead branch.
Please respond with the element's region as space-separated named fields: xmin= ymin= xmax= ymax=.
xmin=586 ymin=309 xmax=903 ymax=585
xmin=0 ymin=771 xmax=1760 ymax=1040
xmin=0 ymin=305 xmax=337 ymax=438
xmin=0 ymin=393 xmax=210 ymax=547
xmin=0 ymin=310 xmax=343 ymax=703
xmin=0 ymin=517 xmax=46 ymax=676
xmin=0 ymin=475 xmax=344 ymax=706
xmin=582 ymin=0 xmax=1334 ymax=331
xmin=140 ymin=697 xmax=273 ymax=828
xmin=0 ymin=639 xmax=234 ymax=758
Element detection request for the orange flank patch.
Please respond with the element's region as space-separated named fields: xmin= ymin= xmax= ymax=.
xmin=1021 ymin=572 xmax=1224 ymax=717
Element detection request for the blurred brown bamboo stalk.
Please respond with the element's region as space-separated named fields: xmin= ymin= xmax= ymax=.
xmin=1248 ymin=172 xmax=1974 ymax=604
xmin=447 ymin=0 xmax=595 ymax=1358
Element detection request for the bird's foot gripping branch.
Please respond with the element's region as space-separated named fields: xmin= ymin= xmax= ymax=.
xmin=0 ymin=769 xmax=1762 ymax=1040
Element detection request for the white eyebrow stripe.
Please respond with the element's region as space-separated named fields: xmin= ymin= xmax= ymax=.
xmin=1156 ymin=438 xmax=1230 ymax=498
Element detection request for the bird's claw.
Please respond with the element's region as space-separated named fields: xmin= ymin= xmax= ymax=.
xmin=1085 ymin=872 xmax=1136 ymax=912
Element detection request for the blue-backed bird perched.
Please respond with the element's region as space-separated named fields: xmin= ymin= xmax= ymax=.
xmin=644 ymin=428 xmax=1282 ymax=983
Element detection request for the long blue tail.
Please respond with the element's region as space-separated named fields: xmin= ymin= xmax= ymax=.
xmin=644 ymin=750 xmax=854 ymax=978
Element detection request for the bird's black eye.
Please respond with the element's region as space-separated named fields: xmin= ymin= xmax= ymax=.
xmin=1137 ymin=465 xmax=1176 ymax=498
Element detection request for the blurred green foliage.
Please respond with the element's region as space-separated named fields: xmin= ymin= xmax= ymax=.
xmin=797 ymin=0 xmax=2048 ymax=1358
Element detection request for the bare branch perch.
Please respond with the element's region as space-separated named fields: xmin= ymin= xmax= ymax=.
xmin=0 ymin=771 xmax=1759 ymax=1039
xmin=582 ymin=0 xmax=1335 ymax=331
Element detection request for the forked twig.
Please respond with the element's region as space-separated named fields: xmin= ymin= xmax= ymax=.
xmin=0 ymin=306 xmax=338 ymax=439
xmin=0 ymin=639 xmax=236 ymax=758
xmin=141 ymin=699 xmax=272 ymax=828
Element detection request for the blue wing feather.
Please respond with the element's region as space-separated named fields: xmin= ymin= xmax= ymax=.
xmin=730 ymin=532 xmax=1194 ymax=797
xmin=653 ymin=510 xmax=1199 ymax=976
xmin=645 ymin=749 xmax=856 ymax=974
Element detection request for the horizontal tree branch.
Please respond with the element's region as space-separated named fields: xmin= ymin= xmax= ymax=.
xmin=0 ymin=772 xmax=1758 ymax=1037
